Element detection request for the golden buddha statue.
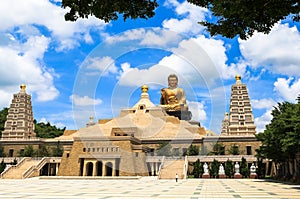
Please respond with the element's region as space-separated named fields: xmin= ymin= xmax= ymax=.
xmin=160 ymin=74 xmax=188 ymax=111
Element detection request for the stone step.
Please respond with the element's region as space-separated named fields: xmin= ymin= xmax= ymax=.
xmin=2 ymin=159 xmax=40 ymax=179
xmin=159 ymin=159 xmax=185 ymax=179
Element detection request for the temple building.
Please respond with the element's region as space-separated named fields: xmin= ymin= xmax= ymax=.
xmin=0 ymin=75 xmax=263 ymax=179
xmin=221 ymin=75 xmax=256 ymax=136
xmin=2 ymin=84 xmax=35 ymax=140
xmin=57 ymin=84 xmax=206 ymax=177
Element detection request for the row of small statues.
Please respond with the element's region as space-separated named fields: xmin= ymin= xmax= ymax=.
xmin=203 ymin=162 xmax=257 ymax=175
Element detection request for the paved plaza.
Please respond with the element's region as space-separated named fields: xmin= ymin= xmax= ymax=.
xmin=0 ymin=177 xmax=300 ymax=199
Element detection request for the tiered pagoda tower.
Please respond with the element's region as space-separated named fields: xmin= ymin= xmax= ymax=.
xmin=2 ymin=84 xmax=35 ymax=139
xmin=221 ymin=75 xmax=256 ymax=135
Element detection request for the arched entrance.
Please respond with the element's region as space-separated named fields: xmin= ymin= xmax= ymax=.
xmin=86 ymin=162 xmax=93 ymax=176
xmin=105 ymin=162 xmax=113 ymax=176
xmin=97 ymin=161 xmax=103 ymax=176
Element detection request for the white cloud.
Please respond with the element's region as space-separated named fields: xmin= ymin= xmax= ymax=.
xmin=106 ymin=28 xmax=181 ymax=47
xmin=70 ymin=94 xmax=102 ymax=106
xmin=251 ymin=98 xmax=277 ymax=133
xmin=85 ymin=56 xmax=118 ymax=75
xmin=251 ymin=98 xmax=276 ymax=109
xmin=239 ymin=23 xmax=300 ymax=76
xmin=116 ymin=35 xmax=234 ymax=88
xmin=0 ymin=34 xmax=59 ymax=102
xmin=274 ymin=77 xmax=300 ymax=101
xmin=188 ymin=101 xmax=207 ymax=122
xmin=0 ymin=0 xmax=107 ymax=51
xmin=162 ymin=0 xmax=207 ymax=35
xmin=255 ymin=109 xmax=273 ymax=133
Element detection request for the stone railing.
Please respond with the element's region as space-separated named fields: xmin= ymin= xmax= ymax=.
xmin=187 ymin=155 xmax=257 ymax=163
xmin=22 ymin=157 xmax=61 ymax=179
xmin=157 ymin=156 xmax=165 ymax=179
xmin=0 ymin=157 xmax=30 ymax=178
xmin=183 ymin=155 xmax=188 ymax=180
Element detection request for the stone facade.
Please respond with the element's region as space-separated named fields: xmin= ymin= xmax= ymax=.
xmin=222 ymin=75 xmax=256 ymax=135
xmin=0 ymin=81 xmax=262 ymax=178
xmin=2 ymin=85 xmax=35 ymax=139
xmin=57 ymin=87 xmax=206 ymax=177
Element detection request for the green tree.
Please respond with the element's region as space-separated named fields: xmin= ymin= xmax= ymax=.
xmin=18 ymin=145 xmax=36 ymax=157
xmin=34 ymin=120 xmax=65 ymax=138
xmin=193 ymin=159 xmax=203 ymax=178
xmin=62 ymin=0 xmax=158 ymax=22
xmin=227 ymin=144 xmax=240 ymax=155
xmin=210 ymin=159 xmax=219 ymax=178
xmin=38 ymin=145 xmax=51 ymax=157
xmin=62 ymin=0 xmax=300 ymax=39
xmin=225 ymin=159 xmax=234 ymax=178
xmin=187 ymin=144 xmax=199 ymax=156
xmin=0 ymin=159 xmax=6 ymax=173
xmin=209 ymin=143 xmax=225 ymax=155
xmin=256 ymin=101 xmax=300 ymax=179
xmin=189 ymin=0 xmax=300 ymax=39
xmin=0 ymin=143 xmax=5 ymax=157
xmin=52 ymin=141 xmax=64 ymax=157
xmin=156 ymin=142 xmax=172 ymax=156
xmin=200 ymin=145 xmax=209 ymax=155
xmin=240 ymin=157 xmax=250 ymax=178
xmin=0 ymin=107 xmax=8 ymax=138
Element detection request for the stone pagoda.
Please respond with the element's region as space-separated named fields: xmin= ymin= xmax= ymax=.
xmin=221 ymin=75 xmax=256 ymax=135
xmin=2 ymin=84 xmax=35 ymax=139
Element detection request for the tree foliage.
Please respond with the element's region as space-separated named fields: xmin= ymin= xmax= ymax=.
xmin=209 ymin=159 xmax=219 ymax=178
xmin=156 ymin=142 xmax=172 ymax=156
xmin=0 ymin=143 xmax=5 ymax=157
xmin=209 ymin=143 xmax=225 ymax=155
xmin=225 ymin=159 xmax=234 ymax=178
xmin=34 ymin=120 xmax=65 ymax=138
xmin=52 ymin=141 xmax=64 ymax=157
xmin=227 ymin=144 xmax=240 ymax=155
xmin=256 ymin=101 xmax=300 ymax=163
xmin=62 ymin=0 xmax=158 ymax=22
xmin=62 ymin=0 xmax=300 ymax=39
xmin=189 ymin=0 xmax=300 ymax=39
xmin=0 ymin=159 xmax=6 ymax=173
xmin=193 ymin=159 xmax=203 ymax=178
xmin=18 ymin=145 xmax=36 ymax=157
xmin=187 ymin=144 xmax=199 ymax=156
xmin=0 ymin=108 xmax=8 ymax=138
xmin=240 ymin=157 xmax=250 ymax=178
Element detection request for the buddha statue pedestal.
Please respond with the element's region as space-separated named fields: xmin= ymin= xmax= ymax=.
xmin=166 ymin=110 xmax=192 ymax=120
xmin=218 ymin=174 xmax=226 ymax=179
xmin=202 ymin=173 xmax=210 ymax=178
xmin=250 ymin=173 xmax=257 ymax=179
xmin=234 ymin=173 xmax=242 ymax=179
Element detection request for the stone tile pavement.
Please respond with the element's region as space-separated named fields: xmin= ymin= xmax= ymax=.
xmin=0 ymin=177 xmax=300 ymax=198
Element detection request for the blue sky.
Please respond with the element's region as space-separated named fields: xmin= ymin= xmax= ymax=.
xmin=1 ymin=0 xmax=300 ymax=134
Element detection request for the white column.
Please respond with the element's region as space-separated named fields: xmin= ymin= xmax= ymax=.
xmin=151 ymin=162 xmax=154 ymax=176
xmin=112 ymin=160 xmax=116 ymax=176
xmin=92 ymin=161 xmax=97 ymax=176
xmin=82 ymin=160 xmax=87 ymax=176
xmin=55 ymin=163 xmax=59 ymax=175
xmin=102 ymin=161 xmax=106 ymax=176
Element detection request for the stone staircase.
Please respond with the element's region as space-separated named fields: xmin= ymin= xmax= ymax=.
xmin=159 ymin=159 xmax=185 ymax=179
xmin=1 ymin=158 xmax=40 ymax=179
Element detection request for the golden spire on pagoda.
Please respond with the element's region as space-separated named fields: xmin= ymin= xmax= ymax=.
xmin=141 ymin=85 xmax=148 ymax=93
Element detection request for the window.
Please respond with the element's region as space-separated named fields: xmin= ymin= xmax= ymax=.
xmin=9 ymin=149 xmax=14 ymax=157
xmin=83 ymin=148 xmax=86 ymax=152
xmin=246 ymin=146 xmax=252 ymax=155
xmin=66 ymin=153 xmax=70 ymax=158
xmin=135 ymin=152 xmax=139 ymax=157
